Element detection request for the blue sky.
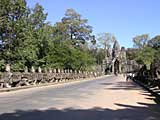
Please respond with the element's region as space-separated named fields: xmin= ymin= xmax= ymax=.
xmin=27 ymin=0 xmax=160 ymax=48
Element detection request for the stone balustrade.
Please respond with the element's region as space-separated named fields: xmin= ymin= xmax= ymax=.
xmin=0 ymin=66 xmax=103 ymax=89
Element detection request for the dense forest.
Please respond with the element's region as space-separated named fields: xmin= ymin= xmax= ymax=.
xmin=0 ymin=0 xmax=106 ymax=72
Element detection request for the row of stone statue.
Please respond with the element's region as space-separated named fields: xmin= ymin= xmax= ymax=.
xmin=5 ymin=64 xmax=92 ymax=74
xmin=133 ymin=59 xmax=160 ymax=89
xmin=1 ymin=64 xmax=102 ymax=89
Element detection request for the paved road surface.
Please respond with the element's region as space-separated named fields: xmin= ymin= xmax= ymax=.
xmin=0 ymin=75 xmax=160 ymax=120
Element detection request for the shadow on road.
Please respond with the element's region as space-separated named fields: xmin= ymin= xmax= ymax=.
xmin=141 ymin=92 xmax=160 ymax=104
xmin=105 ymin=81 xmax=141 ymax=90
xmin=0 ymin=102 xmax=160 ymax=120
xmin=1 ymin=76 xmax=160 ymax=120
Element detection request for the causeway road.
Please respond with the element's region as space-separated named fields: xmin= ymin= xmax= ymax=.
xmin=0 ymin=75 xmax=160 ymax=120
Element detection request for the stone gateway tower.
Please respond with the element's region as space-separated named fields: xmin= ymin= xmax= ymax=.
xmin=104 ymin=40 xmax=127 ymax=74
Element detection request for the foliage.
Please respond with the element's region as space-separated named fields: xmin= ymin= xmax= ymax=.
xmin=135 ymin=46 xmax=155 ymax=69
xmin=0 ymin=1 xmax=95 ymax=71
xmin=61 ymin=8 xmax=93 ymax=47
xmin=94 ymin=49 xmax=105 ymax=65
xmin=92 ymin=33 xmax=116 ymax=65
xmin=133 ymin=34 xmax=149 ymax=49
xmin=132 ymin=34 xmax=160 ymax=69
xmin=126 ymin=48 xmax=137 ymax=60
xmin=96 ymin=33 xmax=115 ymax=50
xmin=148 ymin=35 xmax=160 ymax=49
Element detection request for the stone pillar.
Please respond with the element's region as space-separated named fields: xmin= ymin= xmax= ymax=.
xmin=31 ymin=66 xmax=35 ymax=73
xmin=61 ymin=69 xmax=64 ymax=73
xmin=5 ymin=64 xmax=10 ymax=72
xmin=53 ymin=69 xmax=57 ymax=73
xmin=38 ymin=67 xmax=42 ymax=73
xmin=24 ymin=66 xmax=28 ymax=73
xmin=91 ymin=71 xmax=93 ymax=74
xmin=58 ymin=69 xmax=61 ymax=73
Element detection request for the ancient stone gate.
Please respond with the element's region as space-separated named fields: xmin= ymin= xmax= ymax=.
xmin=103 ymin=40 xmax=127 ymax=74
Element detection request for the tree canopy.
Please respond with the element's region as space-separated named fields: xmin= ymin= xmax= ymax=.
xmin=131 ymin=34 xmax=160 ymax=69
xmin=0 ymin=1 xmax=95 ymax=71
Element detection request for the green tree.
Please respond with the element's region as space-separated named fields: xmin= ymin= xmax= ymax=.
xmin=148 ymin=35 xmax=160 ymax=49
xmin=48 ymin=8 xmax=95 ymax=70
xmin=136 ymin=46 xmax=155 ymax=69
xmin=126 ymin=48 xmax=138 ymax=60
xmin=61 ymin=8 xmax=93 ymax=47
xmin=148 ymin=35 xmax=160 ymax=62
xmin=95 ymin=33 xmax=115 ymax=64
xmin=0 ymin=0 xmax=30 ymax=70
xmin=133 ymin=34 xmax=149 ymax=49
xmin=0 ymin=1 xmax=96 ymax=71
xmin=95 ymin=49 xmax=105 ymax=65
xmin=97 ymin=33 xmax=115 ymax=50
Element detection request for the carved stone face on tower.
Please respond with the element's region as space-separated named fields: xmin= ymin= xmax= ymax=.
xmin=120 ymin=47 xmax=126 ymax=61
xmin=112 ymin=40 xmax=120 ymax=58
xmin=113 ymin=40 xmax=120 ymax=50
